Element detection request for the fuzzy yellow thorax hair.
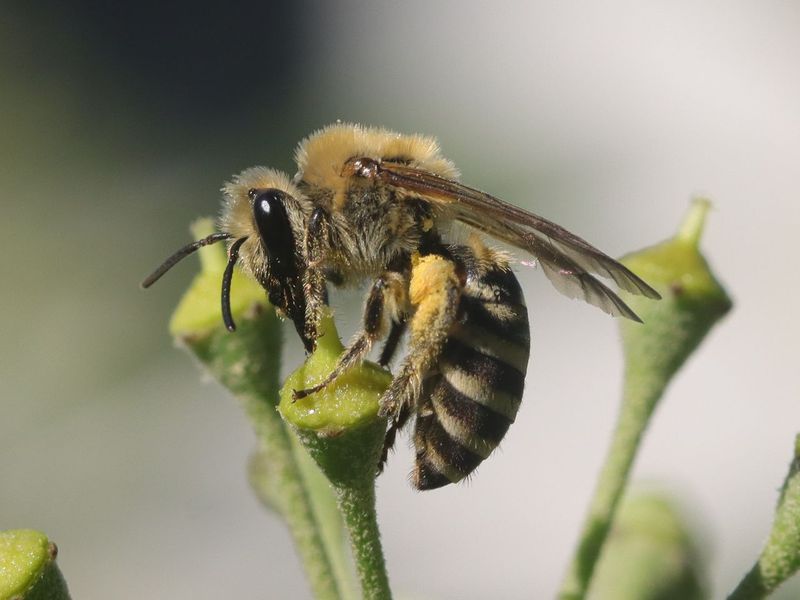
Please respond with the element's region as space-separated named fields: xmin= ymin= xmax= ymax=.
xmin=294 ymin=123 xmax=460 ymax=206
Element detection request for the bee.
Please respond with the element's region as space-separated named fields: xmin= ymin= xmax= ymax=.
xmin=143 ymin=123 xmax=659 ymax=490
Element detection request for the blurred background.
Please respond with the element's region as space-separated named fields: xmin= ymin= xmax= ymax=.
xmin=2 ymin=1 xmax=798 ymax=598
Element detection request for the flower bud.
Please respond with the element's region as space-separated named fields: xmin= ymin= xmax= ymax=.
xmin=169 ymin=218 xmax=269 ymax=342
xmin=588 ymin=494 xmax=706 ymax=600
xmin=0 ymin=529 xmax=70 ymax=599
xmin=279 ymin=311 xmax=391 ymax=489
xmin=619 ymin=199 xmax=732 ymax=381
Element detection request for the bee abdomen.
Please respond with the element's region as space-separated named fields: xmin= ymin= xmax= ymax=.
xmin=413 ymin=263 xmax=530 ymax=490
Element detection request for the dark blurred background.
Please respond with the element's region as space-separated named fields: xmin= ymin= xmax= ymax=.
xmin=2 ymin=2 xmax=799 ymax=598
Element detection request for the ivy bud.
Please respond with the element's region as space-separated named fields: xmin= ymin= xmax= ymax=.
xmin=588 ymin=494 xmax=706 ymax=600
xmin=279 ymin=311 xmax=391 ymax=489
xmin=0 ymin=529 xmax=70 ymax=599
xmin=619 ymin=198 xmax=732 ymax=383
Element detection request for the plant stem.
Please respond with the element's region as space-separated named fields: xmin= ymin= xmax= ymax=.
xmin=289 ymin=433 xmax=359 ymax=600
xmin=558 ymin=370 xmax=668 ymax=599
xmin=336 ymin=482 xmax=392 ymax=600
xmin=728 ymin=434 xmax=800 ymax=600
xmin=192 ymin=321 xmax=345 ymax=600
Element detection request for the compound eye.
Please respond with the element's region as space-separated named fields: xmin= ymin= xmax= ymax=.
xmin=252 ymin=189 xmax=295 ymax=274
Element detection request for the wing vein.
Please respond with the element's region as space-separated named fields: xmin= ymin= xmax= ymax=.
xmin=367 ymin=161 xmax=660 ymax=320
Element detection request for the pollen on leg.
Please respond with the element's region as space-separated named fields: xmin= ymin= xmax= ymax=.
xmin=408 ymin=254 xmax=460 ymax=342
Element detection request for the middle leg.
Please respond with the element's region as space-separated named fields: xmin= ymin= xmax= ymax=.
xmin=292 ymin=271 xmax=408 ymax=400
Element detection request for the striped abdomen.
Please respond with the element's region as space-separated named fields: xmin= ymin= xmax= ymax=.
xmin=412 ymin=250 xmax=531 ymax=490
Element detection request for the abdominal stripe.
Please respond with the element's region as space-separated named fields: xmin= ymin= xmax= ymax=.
xmin=413 ymin=399 xmax=485 ymax=489
xmin=441 ymin=338 xmax=525 ymax=400
xmin=430 ymin=375 xmax=513 ymax=457
xmin=458 ymin=295 xmax=530 ymax=348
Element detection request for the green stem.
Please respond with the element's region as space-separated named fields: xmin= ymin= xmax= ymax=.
xmin=558 ymin=370 xmax=668 ymax=599
xmin=192 ymin=321 xmax=345 ymax=600
xmin=261 ymin=417 xmax=344 ymax=600
xmin=336 ymin=483 xmax=392 ymax=600
xmin=289 ymin=433 xmax=359 ymax=600
xmin=728 ymin=434 xmax=800 ymax=600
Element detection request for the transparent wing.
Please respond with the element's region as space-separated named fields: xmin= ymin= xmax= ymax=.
xmin=349 ymin=158 xmax=660 ymax=320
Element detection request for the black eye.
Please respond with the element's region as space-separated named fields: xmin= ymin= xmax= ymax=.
xmin=253 ymin=189 xmax=296 ymax=277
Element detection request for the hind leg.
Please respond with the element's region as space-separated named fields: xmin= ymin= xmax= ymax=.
xmin=378 ymin=319 xmax=407 ymax=367
xmin=378 ymin=253 xmax=463 ymax=421
xmin=377 ymin=401 xmax=411 ymax=473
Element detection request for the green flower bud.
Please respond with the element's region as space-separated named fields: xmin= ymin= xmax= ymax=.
xmin=619 ymin=198 xmax=732 ymax=382
xmin=168 ymin=219 xmax=285 ymax=475
xmin=0 ymin=530 xmax=70 ymax=600
xmin=279 ymin=311 xmax=391 ymax=489
xmin=169 ymin=218 xmax=269 ymax=342
xmin=588 ymin=494 xmax=706 ymax=600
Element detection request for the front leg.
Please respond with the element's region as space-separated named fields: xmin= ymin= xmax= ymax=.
xmin=293 ymin=271 xmax=408 ymax=400
xmin=302 ymin=207 xmax=331 ymax=347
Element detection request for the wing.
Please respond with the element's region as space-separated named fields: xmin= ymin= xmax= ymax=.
xmin=344 ymin=157 xmax=660 ymax=321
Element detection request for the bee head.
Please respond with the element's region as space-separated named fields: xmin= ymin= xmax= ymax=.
xmin=220 ymin=167 xmax=312 ymax=348
xmin=142 ymin=167 xmax=312 ymax=350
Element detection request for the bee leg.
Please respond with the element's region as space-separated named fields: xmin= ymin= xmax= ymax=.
xmin=377 ymin=401 xmax=411 ymax=473
xmin=378 ymin=319 xmax=407 ymax=367
xmin=302 ymin=207 xmax=331 ymax=346
xmin=378 ymin=254 xmax=462 ymax=421
xmin=292 ymin=272 xmax=407 ymax=400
